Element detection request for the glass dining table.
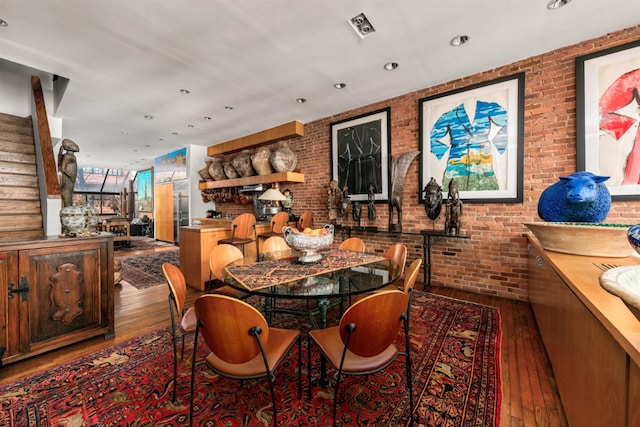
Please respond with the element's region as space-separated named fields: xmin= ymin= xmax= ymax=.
xmin=221 ymin=249 xmax=402 ymax=329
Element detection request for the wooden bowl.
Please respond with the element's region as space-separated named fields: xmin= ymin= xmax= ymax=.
xmin=525 ymin=222 xmax=634 ymax=257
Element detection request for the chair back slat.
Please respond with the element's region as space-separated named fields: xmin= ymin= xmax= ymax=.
xmin=194 ymin=294 xmax=269 ymax=364
xmin=210 ymin=244 xmax=244 ymax=280
xmin=269 ymin=211 xmax=290 ymax=234
xmin=297 ymin=210 xmax=313 ymax=230
xmin=163 ymin=263 xmax=187 ymax=314
xmin=338 ymin=237 xmax=365 ymax=252
xmin=403 ymin=258 xmax=422 ymax=293
xmin=231 ymin=213 xmax=256 ymax=238
xmin=339 ymin=290 xmax=406 ymax=357
xmin=262 ymin=236 xmax=290 ymax=254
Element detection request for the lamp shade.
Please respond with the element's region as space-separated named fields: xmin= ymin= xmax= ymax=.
xmin=259 ymin=188 xmax=287 ymax=201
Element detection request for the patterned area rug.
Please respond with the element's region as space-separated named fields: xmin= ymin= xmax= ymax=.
xmin=115 ymin=236 xmax=175 ymax=253
xmin=119 ymin=249 xmax=179 ymax=290
xmin=0 ymin=291 xmax=501 ymax=426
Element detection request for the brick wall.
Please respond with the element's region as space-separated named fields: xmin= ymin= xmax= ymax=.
xmin=220 ymin=25 xmax=640 ymax=301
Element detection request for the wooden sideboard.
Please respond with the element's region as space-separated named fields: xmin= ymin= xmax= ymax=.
xmin=527 ymin=236 xmax=640 ymax=427
xmin=180 ymin=220 xmax=271 ymax=290
xmin=0 ymin=234 xmax=115 ymax=366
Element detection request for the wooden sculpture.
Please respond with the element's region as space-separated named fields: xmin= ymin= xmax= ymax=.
xmin=388 ymin=150 xmax=420 ymax=232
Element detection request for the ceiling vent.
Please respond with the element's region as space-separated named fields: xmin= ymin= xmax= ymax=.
xmin=349 ymin=13 xmax=375 ymax=38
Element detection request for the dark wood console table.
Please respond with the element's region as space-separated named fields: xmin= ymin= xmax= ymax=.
xmin=336 ymin=225 xmax=469 ymax=288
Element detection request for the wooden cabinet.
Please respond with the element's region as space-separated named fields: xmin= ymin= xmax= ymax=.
xmin=0 ymin=235 xmax=114 ymax=366
xmin=528 ymin=239 xmax=640 ymax=427
xmin=179 ymin=222 xmax=271 ymax=290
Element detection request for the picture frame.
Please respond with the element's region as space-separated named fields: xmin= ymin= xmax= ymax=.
xmin=330 ymin=107 xmax=391 ymax=203
xmin=136 ymin=168 xmax=153 ymax=212
xmin=154 ymin=147 xmax=187 ymax=184
xmin=419 ymin=73 xmax=524 ymax=203
xmin=576 ymin=39 xmax=640 ymax=201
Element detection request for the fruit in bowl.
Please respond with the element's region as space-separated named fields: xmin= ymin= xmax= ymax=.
xmin=283 ymin=224 xmax=334 ymax=263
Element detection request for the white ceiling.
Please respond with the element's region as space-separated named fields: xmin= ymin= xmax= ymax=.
xmin=1 ymin=0 xmax=639 ymax=171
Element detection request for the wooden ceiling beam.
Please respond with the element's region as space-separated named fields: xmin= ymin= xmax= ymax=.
xmin=207 ymin=120 xmax=304 ymax=156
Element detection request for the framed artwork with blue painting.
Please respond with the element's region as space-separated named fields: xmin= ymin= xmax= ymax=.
xmin=136 ymin=168 xmax=153 ymax=212
xmin=419 ymin=73 xmax=524 ymax=203
xmin=576 ymin=39 xmax=640 ymax=201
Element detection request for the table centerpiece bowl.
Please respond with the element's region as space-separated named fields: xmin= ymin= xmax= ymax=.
xmin=283 ymin=224 xmax=334 ymax=263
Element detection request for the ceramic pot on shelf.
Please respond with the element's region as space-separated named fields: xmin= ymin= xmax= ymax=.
xmin=208 ymin=155 xmax=227 ymax=181
xmin=223 ymin=161 xmax=240 ymax=179
xmin=270 ymin=141 xmax=297 ymax=173
xmin=198 ymin=160 xmax=213 ymax=181
xmin=251 ymin=146 xmax=274 ymax=175
xmin=232 ymin=150 xmax=256 ymax=177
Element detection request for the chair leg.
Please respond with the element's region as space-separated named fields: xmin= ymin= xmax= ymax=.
xmin=297 ymin=336 xmax=302 ymax=399
xmin=171 ymin=329 xmax=178 ymax=402
xmin=332 ymin=375 xmax=342 ymax=427
xmin=307 ymin=339 xmax=313 ymax=400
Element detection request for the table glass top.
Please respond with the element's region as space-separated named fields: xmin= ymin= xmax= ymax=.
xmin=222 ymin=249 xmax=401 ymax=299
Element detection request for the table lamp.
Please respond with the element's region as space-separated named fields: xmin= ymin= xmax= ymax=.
xmin=259 ymin=187 xmax=287 ymax=215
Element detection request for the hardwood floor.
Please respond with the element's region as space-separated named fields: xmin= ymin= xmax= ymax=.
xmin=0 ymin=246 xmax=568 ymax=427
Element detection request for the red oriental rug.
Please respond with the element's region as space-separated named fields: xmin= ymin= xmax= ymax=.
xmin=0 ymin=291 xmax=501 ymax=426
xmin=118 ymin=249 xmax=180 ymax=290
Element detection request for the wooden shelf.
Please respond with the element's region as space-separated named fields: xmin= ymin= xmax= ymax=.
xmin=198 ymin=171 xmax=305 ymax=190
xmin=207 ymin=120 xmax=304 ymax=156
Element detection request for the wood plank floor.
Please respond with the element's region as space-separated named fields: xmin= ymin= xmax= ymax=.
xmin=0 ymin=246 xmax=568 ymax=427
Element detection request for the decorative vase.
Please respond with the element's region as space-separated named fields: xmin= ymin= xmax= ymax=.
xmin=198 ymin=160 xmax=213 ymax=181
xmin=270 ymin=141 xmax=297 ymax=173
xmin=208 ymin=155 xmax=227 ymax=181
xmin=251 ymin=146 xmax=274 ymax=175
xmin=60 ymin=205 xmax=86 ymax=236
xmin=232 ymin=150 xmax=256 ymax=177
xmin=223 ymin=161 xmax=240 ymax=179
xmin=628 ymin=224 xmax=640 ymax=255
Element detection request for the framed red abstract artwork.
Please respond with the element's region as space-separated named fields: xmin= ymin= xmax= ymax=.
xmin=577 ymin=39 xmax=640 ymax=201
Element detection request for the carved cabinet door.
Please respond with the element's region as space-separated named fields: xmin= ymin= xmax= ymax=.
xmin=19 ymin=243 xmax=104 ymax=350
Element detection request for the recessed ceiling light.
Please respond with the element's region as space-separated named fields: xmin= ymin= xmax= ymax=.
xmin=203 ymin=116 xmax=212 ymax=120
xmin=296 ymin=98 xmax=307 ymax=103
xmin=179 ymin=89 xmax=190 ymax=94
xmin=384 ymin=62 xmax=399 ymax=71
xmin=450 ymin=35 xmax=469 ymax=46
xmin=0 ymin=19 xmax=8 ymax=27
xmin=144 ymin=115 xmax=153 ymax=120
xmin=225 ymin=106 xmax=234 ymax=110
xmin=121 ymin=131 xmax=128 ymax=135
xmin=159 ymin=138 xmax=164 ymax=142
xmin=334 ymin=83 xmax=346 ymax=89
xmin=187 ymin=124 xmax=194 ymax=128
xmin=172 ymin=132 xmax=179 ymax=135
xmin=547 ymin=0 xmax=571 ymax=10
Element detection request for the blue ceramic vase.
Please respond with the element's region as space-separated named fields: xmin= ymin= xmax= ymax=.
xmin=627 ymin=224 xmax=640 ymax=255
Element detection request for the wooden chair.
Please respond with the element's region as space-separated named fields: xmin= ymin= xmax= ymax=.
xmin=189 ymin=294 xmax=302 ymax=427
xmin=162 ymin=263 xmax=197 ymax=402
xmin=307 ymin=290 xmax=414 ymax=426
xmin=208 ymin=244 xmax=250 ymax=299
xmin=256 ymin=211 xmax=290 ymax=257
xmin=338 ymin=237 xmax=365 ymax=252
xmin=377 ymin=258 xmax=422 ymax=294
xmin=261 ymin=235 xmax=290 ymax=256
xmin=297 ymin=210 xmax=314 ymax=230
xmin=384 ymin=243 xmax=407 ymax=286
xmin=218 ymin=213 xmax=256 ymax=255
